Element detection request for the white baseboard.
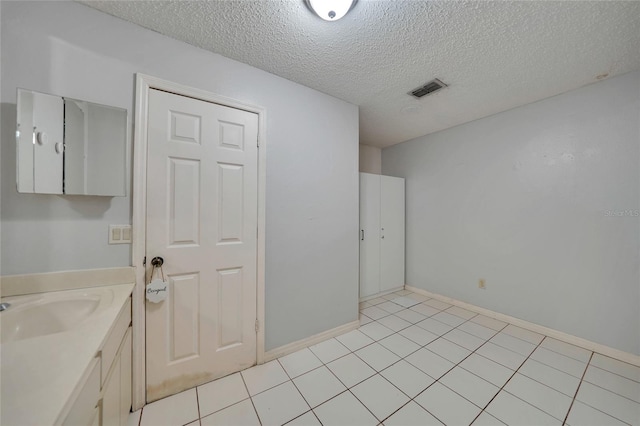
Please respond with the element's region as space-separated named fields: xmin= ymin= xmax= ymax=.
xmin=264 ymin=320 xmax=360 ymax=363
xmin=405 ymin=285 xmax=640 ymax=367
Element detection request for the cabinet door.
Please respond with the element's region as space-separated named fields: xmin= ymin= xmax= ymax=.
xmin=102 ymin=355 xmax=121 ymax=426
xmin=120 ymin=328 xmax=132 ymax=426
xmin=102 ymin=327 xmax=132 ymax=426
xmin=359 ymin=173 xmax=381 ymax=298
xmin=32 ymin=92 xmax=63 ymax=194
xmin=62 ymin=359 xmax=100 ymax=426
xmin=90 ymin=406 xmax=100 ymax=426
xmin=380 ymin=176 xmax=405 ymax=292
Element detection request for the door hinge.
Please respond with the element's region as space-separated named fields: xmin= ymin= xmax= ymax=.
xmin=257 ymin=136 xmax=260 ymax=148
xmin=143 ymin=256 xmax=147 ymax=267
xmin=255 ymin=319 xmax=259 ymax=333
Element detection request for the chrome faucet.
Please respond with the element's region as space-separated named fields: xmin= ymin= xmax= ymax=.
xmin=0 ymin=303 xmax=10 ymax=311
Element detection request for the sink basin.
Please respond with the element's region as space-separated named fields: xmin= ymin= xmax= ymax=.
xmin=1 ymin=289 xmax=112 ymax=343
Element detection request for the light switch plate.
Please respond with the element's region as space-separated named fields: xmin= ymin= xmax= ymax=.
xmin=109 ymin=225 xmax=132 ymax=244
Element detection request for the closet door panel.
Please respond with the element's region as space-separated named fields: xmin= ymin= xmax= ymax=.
xmin=380 ymin=176 xmax=405 ymax=292
xmin=359 ymin=173 xmax=381 ymax=298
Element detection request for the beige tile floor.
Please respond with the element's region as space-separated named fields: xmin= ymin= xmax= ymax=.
xmin=129 ymin=289 xmax=640 ymax=426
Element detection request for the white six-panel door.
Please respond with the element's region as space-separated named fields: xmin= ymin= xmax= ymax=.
xmin=145 ymin=89 xmax=259 ymax=402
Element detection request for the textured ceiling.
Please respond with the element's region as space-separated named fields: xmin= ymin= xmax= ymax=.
xmin=80 ymin=0 xmax=640 ymax=148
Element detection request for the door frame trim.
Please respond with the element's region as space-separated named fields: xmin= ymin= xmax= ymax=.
xmin=131 ymin=73 xmax=267 ymax=409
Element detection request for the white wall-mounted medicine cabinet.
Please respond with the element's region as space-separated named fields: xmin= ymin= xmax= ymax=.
xmin=16 ymin=88 xmax=127 ymax=196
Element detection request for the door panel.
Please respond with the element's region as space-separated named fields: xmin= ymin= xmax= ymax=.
xmin=146 ymin=89 xmax=258 ymax=402
xmin=217 ymin=267 xmax=243 ymax=348
xmin=169 ymin=158 xmax=200 ymax=245
xmin=168 ymin=272 xmax=199 ymax=362
xmin=380 ymin=176 xmax=405 ymax=291
xmin=359 ymin=173 xmax=381 ymax=298
xmin=218 ymin=163 xmax=244 ymax=242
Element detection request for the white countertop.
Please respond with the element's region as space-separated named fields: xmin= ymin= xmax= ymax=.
xmin=1 ymin=283 xmax=134 ymax=426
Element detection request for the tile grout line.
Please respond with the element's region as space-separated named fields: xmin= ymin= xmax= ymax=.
xmin=566 ymin=353 xmax=637 ymax=425
xmin=467 ymin=333 xmax=547 ymax=424
xmin=562 ymin=351 xmax=594 ymax=425
xmin=514 ymin=345 xmax=640 ymax=420
xmin=194 ymin=386 xmax=201 ymax=424
xmin=587 ymin=357 xmax=640 ymax=383
xmin=228 ymin=294 xmax=505 ymax=425
xmin=301 ymin=339 xmax=390 ymax=424
xmin=579 ymin=363 xmax=640 ymax=404
xmin=411 ymin=316 xmax=512 ymax=423
xmin=356 ymin=299 xmax=510 ymax=424
xmin=535 ymin=341 xmax=594 ymax=365
xmin=456 ymin=322 xmax=639 ymax=419
xmin=239 ymin=370 xmax=263 ymax=426
xmin=587 ymin=362 xmax=640 ymax=385
xmin=372 ymin=296 xmax=625 ymax=424
xmin=335 ymin=299 xmax=629 ymax=426
xmin=365 ymin=291 xmax=638 ymax=425
xmin=310 ymin=290 xmax=593 ymax=425
xmin=274 ymin=357 xmax=316 ymax=424
xmin=202 ymin=290 xmax=612 ymax=425
xmin=198 ymin=298 xmax=477 ymax=419
xmin=361 ymin=299 xmax=501 ymax=375
xmin=519 ymin=349 xmax=590 ymax=379
xmin=515 ymin=363 xmax=583 ymax=399
xmin=372 ymin=302 xmax=488 ymax=424
xmin=279 ymin=337 xmax=382 ymax=424
xmin=583 ymin=378 xmax=640 ymax=406
xmin=310 ymin=339 xmax=390 ymax=423
xmin=300 ymin=294 xmax=445 ymax=424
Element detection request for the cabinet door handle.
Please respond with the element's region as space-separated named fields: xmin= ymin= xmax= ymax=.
xmin=361 ymin=230 xmax=364 ymax=241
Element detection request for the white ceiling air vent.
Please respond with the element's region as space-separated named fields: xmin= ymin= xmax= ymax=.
xmin=409 ymin=79 xmax=447 ymax=98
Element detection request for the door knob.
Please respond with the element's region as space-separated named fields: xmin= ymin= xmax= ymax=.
xmin=151 ymin=256 xmax=164 ymax=267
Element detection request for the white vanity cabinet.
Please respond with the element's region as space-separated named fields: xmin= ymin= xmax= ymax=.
xmin=102 ymin=326 xmax=132 ymax=426
xmin=63 ymin=297 xmax=132 ymax=426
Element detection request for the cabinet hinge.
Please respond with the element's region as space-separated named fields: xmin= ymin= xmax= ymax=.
xmin=255 ymin=319 xmax=259 ymax=333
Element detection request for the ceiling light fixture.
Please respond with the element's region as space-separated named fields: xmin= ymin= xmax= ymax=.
xmin=305 ymin=0 xmax=357 ymax=21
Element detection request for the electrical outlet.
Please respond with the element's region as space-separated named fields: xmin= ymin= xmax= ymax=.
xmin=109 ymin=225 xmax=132 ymax=244
xmin=478 ymin=279 xmax=486 ymax=289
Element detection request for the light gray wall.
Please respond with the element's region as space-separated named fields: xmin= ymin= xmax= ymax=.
xmin=0 ymin=1 xmax=359 ymax=351
xmin=359 ymin=144 xmax=381 ymax=174
xmin=383 ymin=71 xmax=640 ymax=355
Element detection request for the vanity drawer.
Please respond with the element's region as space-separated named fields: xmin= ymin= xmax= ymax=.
xmin=101 ymin=297 xmax=131 ymax=386
xmin=62 ymin=358 xmax=100 ymax=425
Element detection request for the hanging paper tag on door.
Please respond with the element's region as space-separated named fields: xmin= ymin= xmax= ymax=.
xmin=146 ymin=278 xmax=168 ymax=303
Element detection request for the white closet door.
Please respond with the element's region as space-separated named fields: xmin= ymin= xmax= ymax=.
xmin=359 ymin=173 xmax=381 ymax=298
xmin=380 ymin=175 xmax=405 ymax=292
